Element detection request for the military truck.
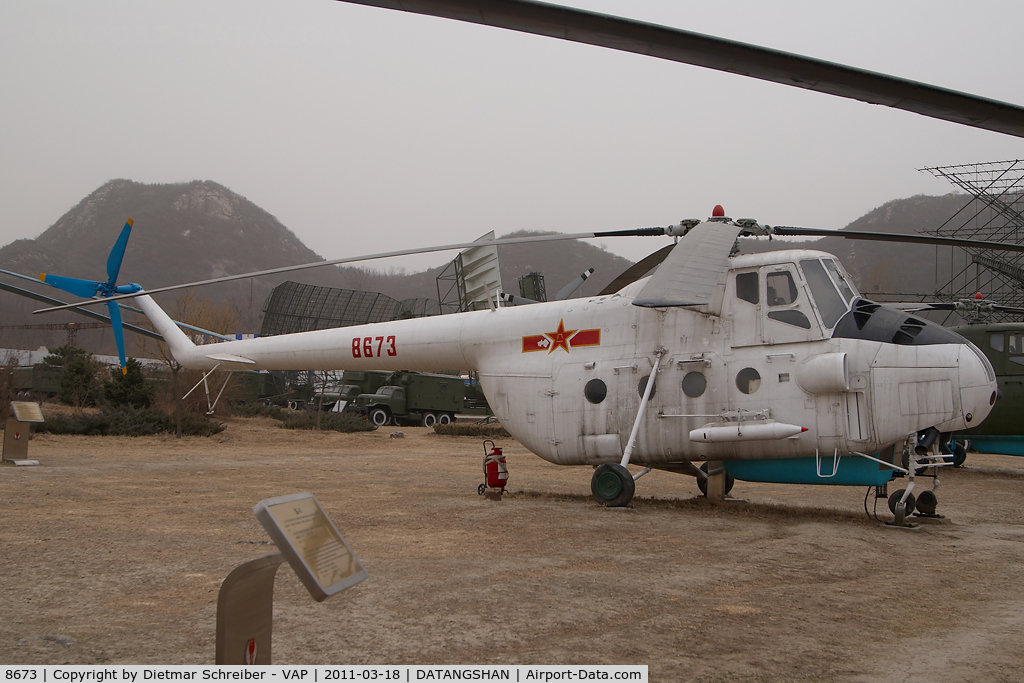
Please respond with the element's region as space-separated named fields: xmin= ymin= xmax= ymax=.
xmin=11 ymin=366 xmax=62 ymax=398
xmin=346 ymin=370 xmax=466 ymax=427
xmin=307 ymin=383 xmax=363 ymax=412
xmin=947 ymin=322 xmax=1024 ymax=457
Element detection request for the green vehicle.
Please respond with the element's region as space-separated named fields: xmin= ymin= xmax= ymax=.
xmin=11 ymin=366 xmax=63 ymax=397
xmin=949 ymin=323 xmax=1024 ymax=457
xmin=348 ymin=370 xmax=467 ymax=427
xmin=308 ymin=384 xmax=363 ymax=412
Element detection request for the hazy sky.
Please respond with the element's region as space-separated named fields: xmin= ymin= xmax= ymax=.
xmin=3 ymin=0 xmax=1024 ymax=275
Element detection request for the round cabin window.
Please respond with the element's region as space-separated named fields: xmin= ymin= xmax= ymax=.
xmin=584 ymin=379 xmax=607 ymax=404
xmin=637 ymin=375 xmax=657 ymax=401
xmin=682 ymin=372 xmax=707 ymax=398
xmin=736 ymin=367 xmax=761 ymax=394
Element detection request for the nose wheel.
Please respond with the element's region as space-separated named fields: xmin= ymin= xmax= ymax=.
xmin=887 ymin=432 xmax=948 ymax=527
xmin=888 ymin=489 xmax=917 ymax=525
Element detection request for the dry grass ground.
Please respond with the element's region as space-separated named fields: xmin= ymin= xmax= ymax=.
xmin=2 ymin=416 xmax=1024 ymax=682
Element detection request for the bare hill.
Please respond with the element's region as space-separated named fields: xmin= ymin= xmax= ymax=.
xmin=0 ymin=180 xmax=979 ymax=360
xmin=738 ymin=193 xmax=971 ymax=298
xmin=0 ymin=180 xmax=636 ymax=355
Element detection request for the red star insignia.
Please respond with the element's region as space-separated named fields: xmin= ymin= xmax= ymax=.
xmin=544 ymin=319 xmax=578 ymax=354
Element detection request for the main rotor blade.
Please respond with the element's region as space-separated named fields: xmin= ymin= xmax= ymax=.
xmin=598 ymin=244 xmax=675 ymax=296
xmin=335 ymin=0 xmax=1024 ymax=138
xmin=0 ymin=279 xmax=163 ymax=341
xmin=31 ymin=228 xmax=665 ymax=314
xmin=770 ymin=226 xmax=1024 ymax=252
xmin=554 ymin=267 xmax=594 ymax=300
xmin=889 ymin=301 xmax=1024 ymax=317
xmin=106 ymin=218 xmax=134 ymax=284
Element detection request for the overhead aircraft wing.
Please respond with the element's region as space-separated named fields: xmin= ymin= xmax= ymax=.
xmin=632 ymin=222 xmax=741 ymax=307
xmin=335 ymin=0 xmax=1024 ymax=138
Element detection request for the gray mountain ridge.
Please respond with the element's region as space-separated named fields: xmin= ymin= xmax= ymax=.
xmin=0 ymin=179 xmax=968 ymax=356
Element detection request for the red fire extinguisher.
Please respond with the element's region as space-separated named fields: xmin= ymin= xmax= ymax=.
xmin=478 ymin=439 xmax=508 ymax=495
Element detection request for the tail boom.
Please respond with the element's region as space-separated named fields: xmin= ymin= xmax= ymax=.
xmin=135 ymin=293 xmax=474 ymax=372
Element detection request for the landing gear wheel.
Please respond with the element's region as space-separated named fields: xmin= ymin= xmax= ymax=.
xmin=369 ymin=408 xmax=391 ymax=427
xmin=421 ymin=412 xmax=437 ymax=428
xmin=696 ymin=462 xmax=735 ymax=497
xmin=916 ymin=489 xmax=938 ymax=515
xmin=952 ymin=442 xmax=968 ymax=467
xmin=477 ymin=483 xmax=486 ymax=495
xmin=888 ymin=489 xmax=917 ymax=517
xmin=438 ymin=413 xmax=452 ymax=425
xmin=591 ymin=464 xmax=635 ymax=507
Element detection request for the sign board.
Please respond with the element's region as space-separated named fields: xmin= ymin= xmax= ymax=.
xmin=4 ymin=402 xmax=43 ymax=464
xmin=253 ymin=492 xmax=367 ymax=602
xmin=11 ymin=402 xmax=44 ymax=423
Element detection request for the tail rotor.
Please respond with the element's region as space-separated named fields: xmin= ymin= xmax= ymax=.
xmin=38 ymin=218 xmax=142 ymax=374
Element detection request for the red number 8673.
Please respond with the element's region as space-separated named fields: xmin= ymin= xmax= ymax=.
xmin=351 ymin=335 xmax=397 ymax=358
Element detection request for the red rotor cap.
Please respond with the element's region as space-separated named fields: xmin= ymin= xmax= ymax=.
xmin=712 ymin=205 xmax=725 ymax=217
xmin=975 ymin=291 xmax=984 ymax=300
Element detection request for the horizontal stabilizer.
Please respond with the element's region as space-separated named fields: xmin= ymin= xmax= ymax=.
xmin=205 ymin=352 xmax=256 ymax=365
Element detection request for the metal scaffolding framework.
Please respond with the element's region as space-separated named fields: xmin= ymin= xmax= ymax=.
xmin=922 ymin=159 xmax=1024 ymax=319
xmin=259 ymin=281 xmax=442 ymax=336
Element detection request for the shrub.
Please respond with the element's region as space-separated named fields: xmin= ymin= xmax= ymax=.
xmin=35 ymin=406 xmax=224 ymax=437
xmin=433 ymin=422 xmax=511 ymax=438
xmin=42 ymin=345 xmax=103 ymax=409
xmin=229 ymin=402 xmax=375 ymax=433
xmin=276 ymin=410 xmax=376 ymax=433
xmin=103 ymin=358 xmax=156 ymax=409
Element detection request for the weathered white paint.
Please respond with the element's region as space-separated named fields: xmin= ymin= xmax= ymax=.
xmin=135 ymin=246 xmax=997 ymax=470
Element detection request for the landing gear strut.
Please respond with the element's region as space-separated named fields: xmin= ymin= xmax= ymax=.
xmin=595 ymin=347 xmax=665 ymax=508
xmin=888 ymin=431 xmax=949 ymax=527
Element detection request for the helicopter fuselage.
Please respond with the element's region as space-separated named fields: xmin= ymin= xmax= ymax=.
xmin=137 ymin=248 xmax=997 ymax=475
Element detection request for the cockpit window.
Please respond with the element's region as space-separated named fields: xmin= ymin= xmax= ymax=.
xmin=766 ymin=271 xmax=798 ymax=306
xmin=767 ymin=309 xmax=811 ymax=329
xmin=990 ymin=333 xmax=1005 ymax=352
xmin=823 ymin=259 xmax=856 ymax=302
xmin=800 ymin=259 xmax=847 ymax=329
xmin=1010 ymin=334 xmax=1024 ymax=366
xmin=736 ymin=272 xmax=759 ymax=304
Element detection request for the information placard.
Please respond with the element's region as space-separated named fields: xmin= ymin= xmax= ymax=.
xmin=253 ymin=492 xmax=367 ymax=601
xmin=11 ymin=401 xmax=44 ymax=422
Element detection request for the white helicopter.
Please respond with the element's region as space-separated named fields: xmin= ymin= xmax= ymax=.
xmin=29 ymin=0 xmax=1024 ymax=525
xmin=33 ymin=208 xmax=1011 ymax=526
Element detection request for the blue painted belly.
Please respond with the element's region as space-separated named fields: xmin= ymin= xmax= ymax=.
xmin=724 ymin=455 xmax=896 ymax=486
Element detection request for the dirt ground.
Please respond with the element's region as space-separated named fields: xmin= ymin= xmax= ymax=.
xmin=2 ymin=415 xmax=1024 ymax=681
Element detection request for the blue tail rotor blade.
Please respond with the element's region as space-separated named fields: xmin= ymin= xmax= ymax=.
xmin=106 ymin=218 xmax=134 ymax=284
xmin=106 ymin=300 xmax=127 ymax=374
xmin=39 ymin=273 xmax=103 ymax=299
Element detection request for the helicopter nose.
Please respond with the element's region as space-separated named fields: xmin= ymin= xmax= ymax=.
xmin=958 ymin=341 xmax=997 ymax=428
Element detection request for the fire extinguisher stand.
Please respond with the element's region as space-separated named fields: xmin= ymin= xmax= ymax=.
xmin=478 ymin=439 xmax=508 ymax=500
